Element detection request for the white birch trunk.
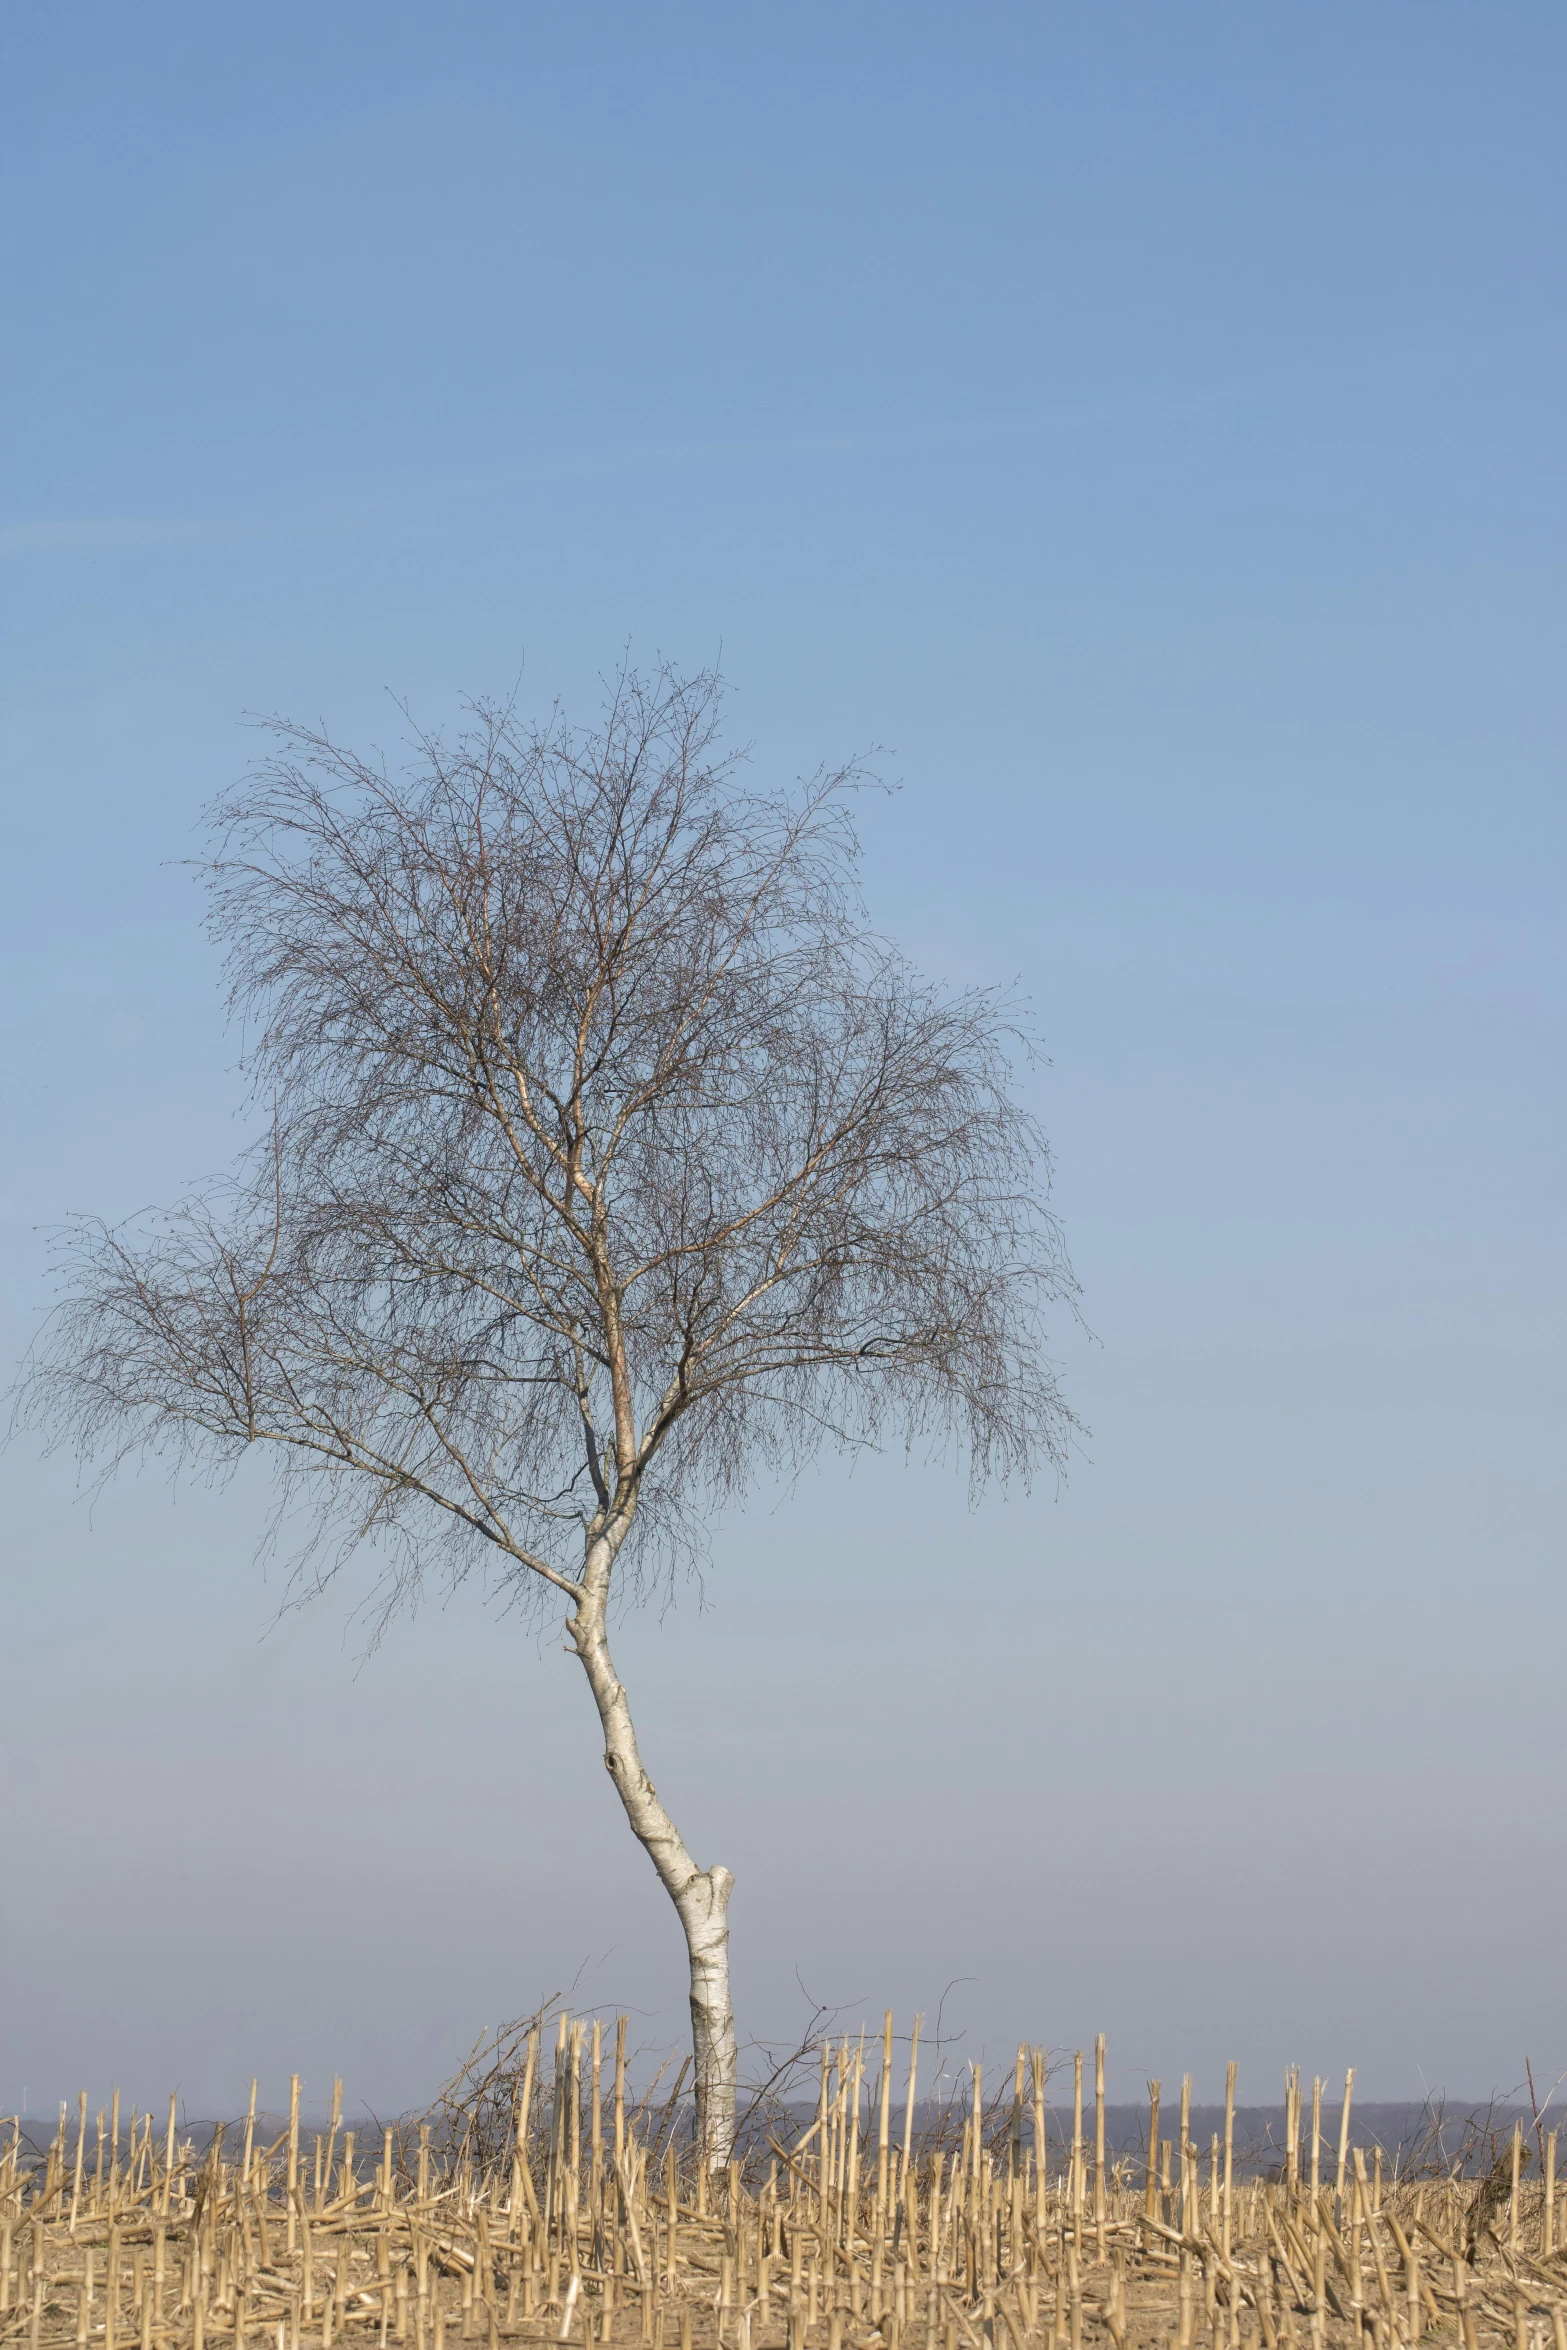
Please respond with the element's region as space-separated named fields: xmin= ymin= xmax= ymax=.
xmin=568 ymin=1542 xmax=736 ymax=2168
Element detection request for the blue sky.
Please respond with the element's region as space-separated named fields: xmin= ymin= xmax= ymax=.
xmin=2 ymin=3 xmax=1563 ymax=2123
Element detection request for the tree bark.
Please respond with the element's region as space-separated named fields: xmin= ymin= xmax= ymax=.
xmin=567 ymin=1572 xmax=736 ymax=2168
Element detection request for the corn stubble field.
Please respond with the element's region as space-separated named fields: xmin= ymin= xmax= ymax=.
xmin=4 ymin=2018 xmax=1560 ymax=2350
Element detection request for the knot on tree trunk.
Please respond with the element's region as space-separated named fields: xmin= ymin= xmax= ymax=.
xmin=604 ymin=1748 xmax=654 ymax=1797
xmin=680 ymin=1862 xmax=734 ymax=1935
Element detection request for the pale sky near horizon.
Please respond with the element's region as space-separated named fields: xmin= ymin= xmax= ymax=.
xmin=2 ymin=4 xmax=1564 ymax=2127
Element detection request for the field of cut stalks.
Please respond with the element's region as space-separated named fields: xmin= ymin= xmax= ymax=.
xmin=2 ymin=2017 xmax=1560 ymax=2350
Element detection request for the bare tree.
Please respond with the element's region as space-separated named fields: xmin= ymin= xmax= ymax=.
xmin=20 ymin=665 xmax=1076 ymax=2165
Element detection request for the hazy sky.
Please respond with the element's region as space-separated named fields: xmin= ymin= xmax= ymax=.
xmin=2 ymin=4 xmax=1563 ymax=2128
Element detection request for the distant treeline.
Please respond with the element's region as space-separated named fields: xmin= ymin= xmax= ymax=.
xmin=11 ymin=2097 xmax=1528 ymax=2183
